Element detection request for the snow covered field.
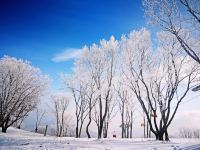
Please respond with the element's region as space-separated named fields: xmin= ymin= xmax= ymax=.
xmin=1 ymin=128 xmax=200 ymax=150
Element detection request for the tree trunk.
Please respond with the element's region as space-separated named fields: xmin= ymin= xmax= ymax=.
xmin=2 ymin=126 xmax=8 ymax=133
xmin=143 ymin=116 xmax=146 ymax=138
xmin=86 ymin=108 xmax=92 ymax=138
xmin=76 ymin=118 xmax=79 ymax=138
xmin=35 ymin=127 xmax=38 ymax=133
xmin=76 ymin=126 xmax=79 ymax=138
xmin=97 ymin=112 xmax=105 ymax=139
xmin=165 ymin=130 xmax=169 ymax=141
xmin=127 ymin=125 xmax=129 ymax=138
xmin=121 ymin=104 xmax=125 ymax=138
xmin=130 ymin=111 xmax=133 ymax=138
xmin=156 ymin=132 xmax=164 ymax=141
xmin=103 ymin=121 xmax=108 ymax=138
xmin=86 ymin=118 xmax=91 ymax=138
xmin=98 ymin=128 xmax=101 ymax=139
xmin=122 ymin=123 xmax=125 ymax=138
xmin=98 ymin=127 xmax=103 ymax=138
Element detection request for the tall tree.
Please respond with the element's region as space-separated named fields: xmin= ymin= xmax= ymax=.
xmin=122 ymin=29 xmax=200 ymax=140
xmin=64 ymin=74 xmax=89 ymax=138
xmin=115 ymin=80 xmax=135 ymax=138
xmin=66 ymin=36 xmax=119 ymax=138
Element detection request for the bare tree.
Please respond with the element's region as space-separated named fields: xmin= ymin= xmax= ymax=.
xmin=65 ymin=77 xmax=89 ymax=138
xmin=84 ymin=81 xmax=98 ymax=138
xmin=35 ymin=108 xmax=45 ymax=133
xmin=115 ymin=81 xmax=135 ymax=138
xmin=122 ymin=29 xmax=200 ymax=140
xmin=0 ymin=56 xmax=49 ymax=132
xmin=102 ymin=94 xmax=118 ymax=138
xmin=143 ymin=0 xmax=200 ymax=64
xmin=51 ymin=93 xmax=70 ymax=137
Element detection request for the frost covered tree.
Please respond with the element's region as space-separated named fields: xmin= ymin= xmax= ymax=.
xmin=71 ymin=50 xmax=98 ymax=138
xmin=0 ymin=56 xmax=49 ymax=132
xmin=82 ymin=37 xmax=118 ymax=138
xmin=102 ymin=92 xmax=117 ymax=138
xmin=91 ymin=36 xmax=118 ymax=138
xmin=64 ymin=73 xmax=89 ymax=138
xmin=143 ymin=0 xmax=200 ymax=64
xmin=51 ymin=93 xmax=70 ymax=137
xmin=65 ymin=36 xmax=119 ymax=138
xmin=122 ymin=29 xmax=200 ymax=141
xmin=35 ymin=108 xmax=45 ymax=133
xmin=115 ymin=79 xmax=135 ymax=138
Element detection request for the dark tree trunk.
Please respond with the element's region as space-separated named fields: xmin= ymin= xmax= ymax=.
xmin=98 ymin=127 xmax=101 ymax=139
xmin=165 ymin=130 xmax=169 ymax=141
xmin=35 ymin=127 xmax=38 ymax=133
xmin=121 ymin=103 xmax=125 ymax=138
xmin=75 ymin=116 xmax=80 ymax=138
xmin=155 ymin=132 xmax=164 ymax=141
xmin=86 ymin=117 xmax=91 ymax=138
xmin=98 ymin=123 xmax=103 ymax=139
xmin=103 ymin=121 xmax=108 ymax=138
xmin=2 ymin=126 xmax=8 ymax=133
xmin=78 ymin=122 xmax=83 ymax=138
xmin=76 ymin=126 xmax=79 ymax=138
xmin=130 ymin=111 xmax=133 ymax=138
xmin=143 ymin=116 xmax=146 ymax=138
xmin=86 ymin=106 xmax=92 ymax=138
xmin=121 ymin=123 xmax=124 ymax=138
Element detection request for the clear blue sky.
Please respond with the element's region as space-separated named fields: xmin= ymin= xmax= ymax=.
xmin=0 ymin=0 xmax=147 ymax=91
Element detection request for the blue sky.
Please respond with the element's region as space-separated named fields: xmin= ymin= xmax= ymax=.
xmin=0 ymin=0 xmax=146 ymax=91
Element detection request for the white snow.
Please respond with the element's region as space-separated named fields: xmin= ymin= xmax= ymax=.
xmin=0 ymin=127 xmax=200 ymax=150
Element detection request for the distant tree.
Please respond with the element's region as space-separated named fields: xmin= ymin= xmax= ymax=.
xmin=0 ymin=56 xmax=49 ymax=133
xmin=143 ymin=0 xmax=200 ymax=64
xmin=115 ymin=81 xmax=135 ymax=138
xmin=102 ymin=93 xmax=118 ymax=138
xmin=51 ymin=93 xmax=70 ymax=137
xmin=66 ymin=55 xmax=98 ymax=138
xmin=64 ymin=75 xmax=89 ymax=138
xmin=35 ymin=108 xmax=45 ymax=133
xmin=179 ymin=128 xmax=200 ymax=138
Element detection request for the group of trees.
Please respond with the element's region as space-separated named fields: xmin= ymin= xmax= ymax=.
xmin=179 ymin=128 xmax=200 ymax=138
xmin=64 ymin=27 xmax=199 ymax=140
xmin=65 ymin=0 xmax=200 ymax=139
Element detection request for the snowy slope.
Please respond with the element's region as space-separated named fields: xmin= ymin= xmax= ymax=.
xmin=0 ymin=127 xmax=200 ymax=150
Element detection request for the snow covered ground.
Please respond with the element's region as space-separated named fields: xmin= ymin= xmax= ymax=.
xmin=0 ymin=128 xmax=200 ymax=150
